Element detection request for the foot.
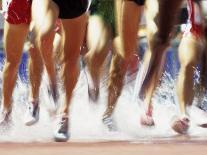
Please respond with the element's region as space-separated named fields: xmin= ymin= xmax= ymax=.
xmin=140 ymin=104 xmax=155 ymax=126
xmin=140 ymin=114 xmax=155 ymax=126
xmin=171 ymin=116 xmax=190 ymax=134
xmin=0 ymin=107 xmax=12 ymax=126
xmin=24 ymin=101 xmax=40 ymax=126
xmin=102 ymin=115 xmax=117 ymax=131
xmin=54 ymin=115 xmax=70 ymax=142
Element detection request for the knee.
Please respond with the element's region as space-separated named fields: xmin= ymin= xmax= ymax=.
xmin=28 ymin=42 xmax=36 ymax=58
xmin=113 ymin=36 xmax=134 ymax=62
xmin=62 ymin=59 xmax=78 ymax=73
xmin=29 ymin=44 xmax=41 ymax=60
xmin=4 ymin=58 xmax=19 ymax=70
xmin=39 ymin=28 xmax=54 ymax=49
xmin=180 ymin=60 xmax=196 ymax=74
xmin=4 ymin=50 xmax=22 ymax=68
xmin=154 ymin=32 xmax=170 ymax=46
xmin=149 ymin=32 xmax=170 ymax=55
xmin=109 ymin=54 xmax=128 ymax=83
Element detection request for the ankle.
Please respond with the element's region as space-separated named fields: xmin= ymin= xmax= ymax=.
xmin=0 ymin=103 xmax=11 ymax=112
xmin=29 ymin=98 xmax=39 ymax=106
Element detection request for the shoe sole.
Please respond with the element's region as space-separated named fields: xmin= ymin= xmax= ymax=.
xmin=54 ymin=136 xmax=69 ymax=142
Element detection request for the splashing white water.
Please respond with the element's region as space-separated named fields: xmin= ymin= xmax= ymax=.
xmin=0 ymin=60 xmax=207 ymax=143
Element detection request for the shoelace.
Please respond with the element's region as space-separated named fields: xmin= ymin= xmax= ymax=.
xmin=103 ymin=115 xmax=116 ymax=131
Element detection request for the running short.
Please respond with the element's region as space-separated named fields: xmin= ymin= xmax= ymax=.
xmin=184 ymin=0 xmax=204 ymax=38
xmin=52 ymin=0 xmax=88 ymax=19
xmin=2 ymin=0 xmax=31 ymax=24
xmin=127 ymin=0 xmax=145 ymax=6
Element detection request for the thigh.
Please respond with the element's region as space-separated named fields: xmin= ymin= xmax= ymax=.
xmin=87 ymin=15 xmax=111 ymax=51
xmin=178 ymin=34 xmax=202 ymax=66
xmin=3 ymin=21 xmax=29 ymax=58
xmin=156 ymin=0 xmax=184 ymax=37
xmin=32 ymin=0 xmax=59 ymax=34
xmin=61 ymin=13 xmax=87 ymax=60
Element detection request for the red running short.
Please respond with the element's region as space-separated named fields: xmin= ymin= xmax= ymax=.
xmin=3 ymin=0 xmax=31 ymax=24
xmin=184 ymin=0 xmax=204 ymax=38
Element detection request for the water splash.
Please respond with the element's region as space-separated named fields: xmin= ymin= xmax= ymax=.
xmin=0 ymin=51 xmax=207 ymax=143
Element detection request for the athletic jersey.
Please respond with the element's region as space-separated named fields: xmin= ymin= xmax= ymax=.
xmin=184 ymin=0 xmax=204 ymax=38
xmin=2 ymin=0 xmax=31 ymax=24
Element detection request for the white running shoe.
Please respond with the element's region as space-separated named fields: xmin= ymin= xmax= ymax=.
xmin=0 ymin=107 xmax=11 ymax=126
xmin=54 ymin=116 xmax=70 ymax=142
xmin=102 ymin=115 xmax=117 ymax=131
xmin=24 ymin=101 xmax=39 ymax=126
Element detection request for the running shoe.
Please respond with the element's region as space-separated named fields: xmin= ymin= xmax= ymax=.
xmin=102 ymin=115 xmax=117 ymax=131
xmin=171 ymin=116 xmax=190 ymax=134
xmin=24 ymin=101 xmax=39 ymax=126
xmin=0 ymin=107 xmax=12 ymax=126
xmin=54 ymin=116 xmax=70 ymax=142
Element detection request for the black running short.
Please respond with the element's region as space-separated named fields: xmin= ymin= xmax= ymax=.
xmin=52 ymin=0 xmax=88 ymax=19
xmin=128 ymin=0 xmax=145 ymax=5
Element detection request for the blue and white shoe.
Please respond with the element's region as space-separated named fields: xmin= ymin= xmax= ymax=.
xmin=24 ymin=101 xmax=39 ymax=126
xmin=102 ymin=115 xmax=117 ymax=131
xmin=54 ymin=116 xmax=70 ymax=142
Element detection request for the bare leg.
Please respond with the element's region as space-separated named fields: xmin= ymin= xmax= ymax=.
xmin=2 ymin=22 xmax=29 ymax=111
xmin=177 ymin=34 xmax=202 ymax=115
xmin=84 ymin=15 xmax=111 ymax=101
xmin=23 ymin=0 xmax=60 ymax=126
xmin=60 ymin=13 xmax=87 ymax=115
xmin=115 ymin=0 xmax=123 ymax=35
xmin=140 ymin=0 xmax=183 ymax=125
xmin=0 ymin=22 xmax=29 ymax=124
xmin=172 ymin=34 xmax=204 ymax=134
xmin=103 ymin=0 xmax=142 ymax=117
xmin=28 ymin=30 xmax=43 ymax=103
xmin=32 ymin=0 xmax=59 ymax=102
xmin=54 ymin=11 xmax=87 ymax=143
